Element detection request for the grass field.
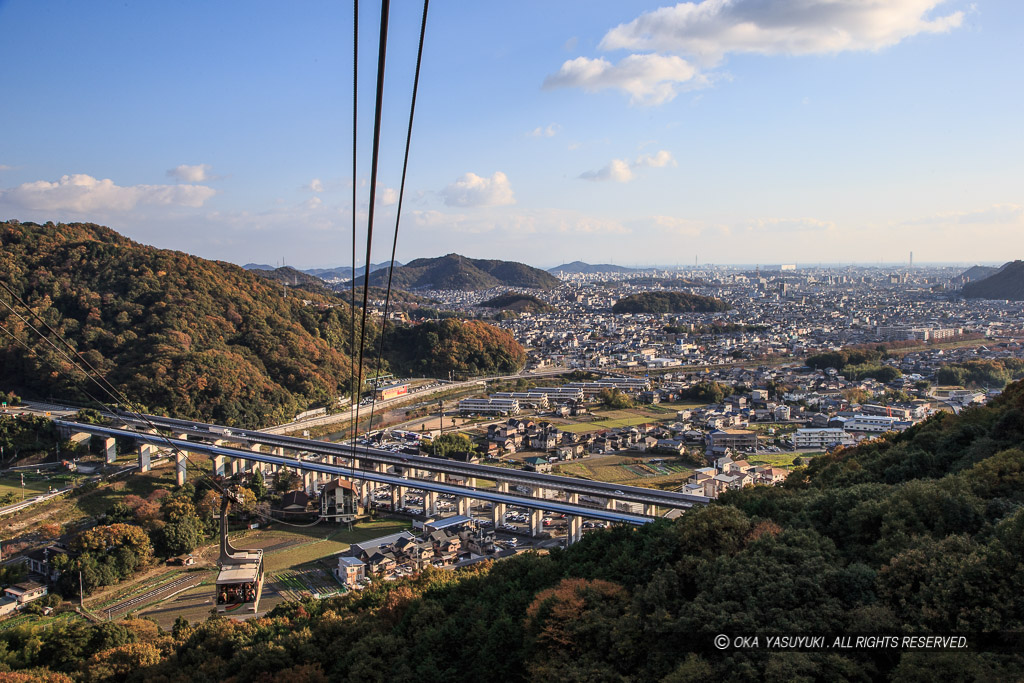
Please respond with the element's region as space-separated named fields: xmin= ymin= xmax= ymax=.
xmin=254 ymin=519 xmax=412 ymax=572
xmin=746 ymin=452 xmax=825 ymax=468
xmin=558 ymin=455 xmax=693 ymax=487
xmin=0 ymin=475 xmax=54 ymax=499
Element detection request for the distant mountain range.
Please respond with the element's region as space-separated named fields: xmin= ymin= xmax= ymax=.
xmin=962 ymin=261 xmax=1024 ymax=300
xmin=249 ymin=266 xmax=334 ymax=295
xmin=365 ymin=254 xmax=561 ymax=291
xmin=959 ymin=265 xmax=1001 ymax=283
xmin=244 ymin=262 xmax=399 ymax=281
xmin=548 ymin=261 xmax=636 ymax=274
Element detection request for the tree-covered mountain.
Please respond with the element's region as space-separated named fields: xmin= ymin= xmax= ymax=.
xmin=477 ymin=292 xmax=554 ymax=314
xmin=958 ymin=264 xmax=1000 ymax=282
xmin=548 ymin=261 xmax=636 ymax=274
xmin=329 ymin=284 xmax=436 ymax=307
xmin=383 ymin=318 xmax=527 ymax=377
xmin=962 ymin=260 xmax=1024 ymax=300
xmin=5 ymin=378 xmax=1024 ymax=680
xmin=307 ymin=262 xmax=399 ymax=281
xmin=366 ymin=254 xmax=561 ymax=291
xmin=0 ymin=221 xmax=376 ymax=427
xmin=249 ymin=266 xmax=334 ymax=296
xmin=612 ymin=291 xmax=730 ymax=314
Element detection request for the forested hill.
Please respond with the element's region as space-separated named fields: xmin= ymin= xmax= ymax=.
xmin=612 ymin=291 xmax=730 ymax=314
xmin=962 ymin=260 xmax=1024 ymax=300
xmin=4 ymin=381 xmax=1023 ymax=680
xmin=366 ymin=253 xmax=561 ymax=291
xmin=0 ymin=221 xmax=370 ymax=426
xmin=477 ymin=292 xmax=554 ymax=313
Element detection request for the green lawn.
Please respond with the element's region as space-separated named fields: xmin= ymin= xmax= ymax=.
xmin=746 ymin=452 xmax=825 ymax=468
xmin=257 ymin=519 xmax=412 ymax=572
xmin=0 ymin=475 xmax=53 ymax=500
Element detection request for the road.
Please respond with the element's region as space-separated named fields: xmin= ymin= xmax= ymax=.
xmin=261 ymin=366 xmax=574 ymax=435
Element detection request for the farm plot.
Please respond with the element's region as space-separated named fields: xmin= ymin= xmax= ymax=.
xmin=272 ymin=567 xmax=343 ymax=602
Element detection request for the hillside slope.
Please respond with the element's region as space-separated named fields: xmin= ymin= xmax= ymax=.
xmin=0 ymin=221 xmax=369 ymax=426
xmin=367 ymin=254 xmax=560 ymax=291
xmin=962 ymin=260 xmax=1024 ymax=300
xmin=612 ymin=291 xmax=730 ymax=314
xmin=549 ymin=261 xmax=635 ymax=274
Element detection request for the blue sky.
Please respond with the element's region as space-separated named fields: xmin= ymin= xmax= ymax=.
xmin=1 ymin=0 xmax=1021 ymax=268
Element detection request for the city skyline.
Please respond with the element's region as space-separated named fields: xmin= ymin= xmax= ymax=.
xmin=1 ymin=0 xmax=1022 ymax=268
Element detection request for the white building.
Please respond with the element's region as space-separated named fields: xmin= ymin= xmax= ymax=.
xmin=843 ymin=415 xmax=899 ymax=433
xmin=458 ymin=398 xmax=520 ymax=416
xmin=793 ymin=428 xmax=855 ymax=449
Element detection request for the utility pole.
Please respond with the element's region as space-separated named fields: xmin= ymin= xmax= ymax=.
xmin=79 ymin=570 xmax=84 ymax=608
xmin=438 ymin=400 xmax=444 ymax=440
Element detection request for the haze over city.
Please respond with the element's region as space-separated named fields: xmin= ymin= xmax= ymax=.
xmin=1 ymin=0 xmax=1021 ymax=267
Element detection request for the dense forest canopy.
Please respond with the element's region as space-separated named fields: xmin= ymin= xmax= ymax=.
xmin=612 ymin=291 xmax=730 ymax=314
xmin=367 ymin=254 xmax=561 ymax=291
xmin=477 ymin=292 xmax=554 ymax=314
xmin=3 ymin=380 xmax=1024 ymax=680
xmin=383 ymin=318 xmax=527 ymax=377
xmin=0 ymin=221 xmax=375 ymax=427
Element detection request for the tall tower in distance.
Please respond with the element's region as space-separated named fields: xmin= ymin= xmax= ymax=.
xmin=909 ymin=251 xmax=913 ymax=268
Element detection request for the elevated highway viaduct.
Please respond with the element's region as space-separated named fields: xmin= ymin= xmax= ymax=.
xmin=55 ymin=420 xmax=701 ymax=543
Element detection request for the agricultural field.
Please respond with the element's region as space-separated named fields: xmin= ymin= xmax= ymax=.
xmin=0 ymin=473 xmax=57 ymax=500
xmin=746 ymin=451 xmax=825 ymax=468
xmin=557 ymin=454 xmax=692 ymax=487
xmin=246 ymin=518 xmax=412 ymax=573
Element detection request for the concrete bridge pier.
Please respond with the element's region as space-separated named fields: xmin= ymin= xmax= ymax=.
xmin=567 ymin=493 xmax=582 ymax=545
xmin=457 ymin=495 xmax=469 ymax=516
xmin=212 ymin=454 xmax=226 ymax=477
xmin=246 ymin=444 xmax=261 ymax=473
xmin=644 ymin=503 xmax=657 ymax=517
xmin=492 ymin=481 xmax=509 ymax=527
xmin=175 ymin=433 xmax=189 ymax=486
xmin=69 ymin=432 xmax=92 ymax=450
xmin=359 ymin=480 xmax=371 ymax=509
xmin=530 ymin=508 xmax=544 ymax=537
xmin=137 ymin=443 xmax=153 ymax=473
xmin=104 ymin=437 xmax=117 ymax=464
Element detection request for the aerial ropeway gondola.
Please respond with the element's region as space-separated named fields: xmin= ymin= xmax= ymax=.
xmin=215 ymin=490 xmax=264 ymax=616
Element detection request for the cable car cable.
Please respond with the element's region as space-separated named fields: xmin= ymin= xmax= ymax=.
xmin=366 ymin=0 xmax=430 ymax=437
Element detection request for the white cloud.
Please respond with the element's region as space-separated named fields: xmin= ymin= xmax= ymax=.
xmin=309 ymin=178 xmax=325 ymax=193
xmin=440 ymin=171 xmax=515 ymax=208
xmin=543 ymin=54 xmax=701 ymax=105
xmin=377 ymin=185 xmax=399 ymax=206
xmin=742 ymin=217 xmax=837 ymax=233
xmin=527 ymin=123 xmax=561 ymax=138
xmin=651 ymin=215 xmax=704 ymax=236
xmin=0 ymin=164 xmax=12 ymax=172
xmin=905 ymin=203 xmax=1024 ymax=226
xmin=580 ymin=149 xmax=675 ymax=182
xmin=635 ymin=149 xmax=676 ymax=168
xmin=167 ymin=163 xmax=213 ymax=183
xmin=600 ymin=0 xmax=964 ymax=63
xmin=0 ymin=174 xmax=216 ymax=213
xmin=580 ymin=158 xmax=634 ymax=182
